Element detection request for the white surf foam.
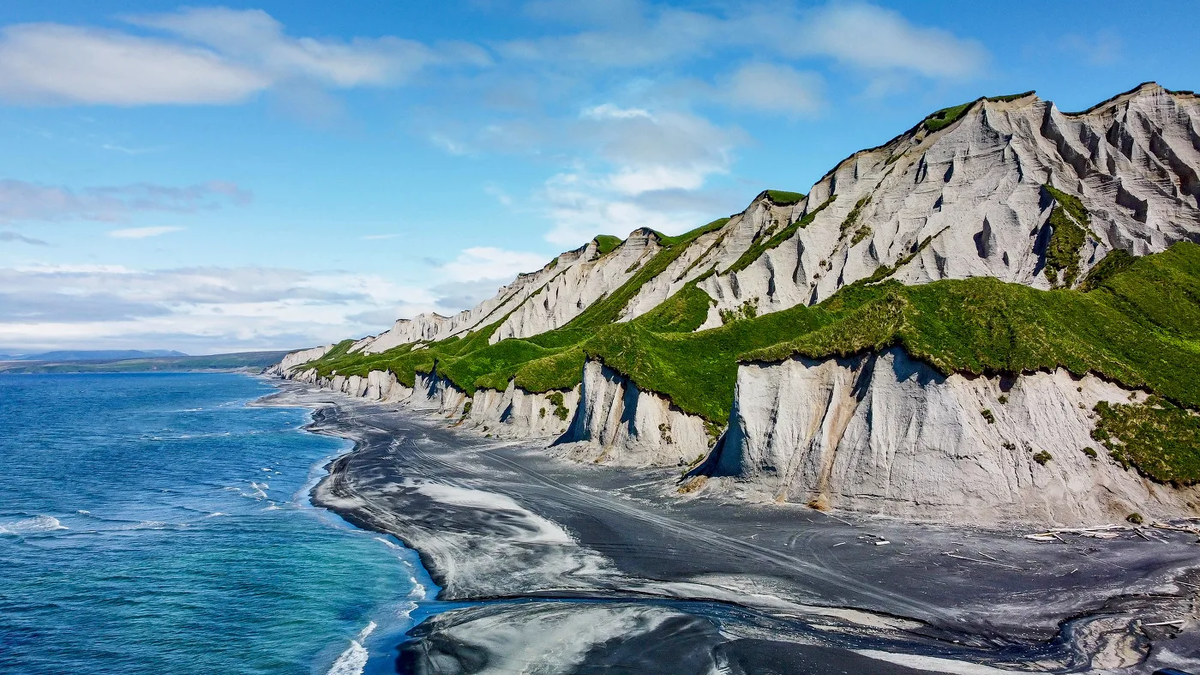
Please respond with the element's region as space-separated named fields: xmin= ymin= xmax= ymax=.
xmin=0 ymin=515 xmax=67 ymax=535
xmin=407 ymin=480 xmax=572 ymax=545
xmin=325 ymin=621 xmax=376 ymax=675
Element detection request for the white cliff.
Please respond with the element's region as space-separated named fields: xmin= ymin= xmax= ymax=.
xmin=268 ymin=83 xmax=1200 ymax=525
xmin=554 ymin=360 xmax=711 ymax=467
xmin=694 ymin=84 xmax=1200 ymax=320
xmin=710 ymin=348 xmax=1198 ymax=525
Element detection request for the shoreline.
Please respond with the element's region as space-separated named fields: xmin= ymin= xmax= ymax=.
xmin=265 ymin=378 xmax=1200 ymax=674
xmin=251 ymin=381 xmax=441 ymax=675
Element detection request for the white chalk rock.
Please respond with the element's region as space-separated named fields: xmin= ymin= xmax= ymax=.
xmin=713 ymin=348 xmax=1199 ymax=525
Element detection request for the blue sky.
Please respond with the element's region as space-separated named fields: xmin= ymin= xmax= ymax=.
xmin=0 ymin=1 xmax=1195 ymax=354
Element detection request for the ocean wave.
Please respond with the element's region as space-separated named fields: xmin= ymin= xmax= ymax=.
xmin=325 ymin=621 xmax=376 ymax=675
xmin=0 ymin=515 xmax=67 ymax=535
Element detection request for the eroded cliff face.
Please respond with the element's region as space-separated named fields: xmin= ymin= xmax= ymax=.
xmin=274 ymin=357 xmax=712 ymax=469
xmin=555 ymin=360 xmax=710 ymax=467
xmin=710 ymin=348 xmax=1198 ymax=525
xmin=335 ymin=85 xmax=1200 ymax=358
xmin=264 ymin=344 xmax=333 ymax=377
xmin=268 ymin=84 xmax=1200 ymax=525
xmin=694 ymin=84 xmax=1200 ymax=320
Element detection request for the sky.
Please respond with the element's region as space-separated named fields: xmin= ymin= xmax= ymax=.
xmin=0 ymin=1 xmax=1196 ymax=354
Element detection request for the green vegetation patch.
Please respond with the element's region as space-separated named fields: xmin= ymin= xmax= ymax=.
xmin=1093 ymin=396 xmax=1200 ymax=486
xmin=922 ymin=93 xmax=1035 ymax=133
xmin=923 ymin=101 xmax=975 ymax=132
xmin=1042 ymin=185 xmax=1091 ymax=287
xmin=592 ymin=235 xmax=623 ymax=256
xmin=719 ymin=299 xmax=759 ymax=325
xmin=568 ymin=218 xmax=730 ymax=329
xmin=725 ymin=195 xmax=836 ymax=274
xmin=1080 ymin=249 xmax=1135 ymax=292
xmin=765 ymin=190 xmax=806 ymax=205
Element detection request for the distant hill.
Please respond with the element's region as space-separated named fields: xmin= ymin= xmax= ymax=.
xmin=0 ymin=351 xmax=290 ymax=374
xmin=1 ymin=349 xmax=189 ymax=362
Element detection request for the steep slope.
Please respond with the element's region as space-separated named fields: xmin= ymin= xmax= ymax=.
xmin=271 ymin=83 xmax=1200 ymax=525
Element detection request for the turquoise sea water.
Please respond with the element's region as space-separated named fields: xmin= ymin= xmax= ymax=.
xmin=0 ymin=373 xmax=433 ymax=674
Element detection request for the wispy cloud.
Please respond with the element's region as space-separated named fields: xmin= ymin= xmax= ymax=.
xmin=100 ymin=143 xmax=168 ymax=155
xmin=0 ymin=179 xmax=250 ymax=224
xmin=441 ymin=246 xmax=547 ymax=283
xmin=715 ymin=63 xmax=824 ymax=117
xmin=0 ymin=263 xmax=439 ymax=352
xmin=497 ymin=1 xmax=987 ymax=79
xmin=0 ymin=230 xmax=48 ymax=246
xmin=0 ymin=8 xmax=490 ymax=107
xmin=1060 ymin=31 xmax=1122 ymax=65
xmin=107 ymin=226 xmax=184 ymax=239
xmin=360 ymin=233 xmax=399 ymax=240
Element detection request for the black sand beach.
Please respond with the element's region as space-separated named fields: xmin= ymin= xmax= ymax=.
xmin=265 ymin=383 xmax=1200 ymax=674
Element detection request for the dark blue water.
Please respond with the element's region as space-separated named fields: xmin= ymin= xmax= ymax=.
xmin=0 ymin=373 xmax=434 ymax=674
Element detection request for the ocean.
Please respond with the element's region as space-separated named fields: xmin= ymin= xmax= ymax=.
xmin=0 ymin=373 xmax=434 ymax=674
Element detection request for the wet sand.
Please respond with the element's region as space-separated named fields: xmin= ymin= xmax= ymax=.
xmin=264 ymin=382 xmax=1200 ymax=674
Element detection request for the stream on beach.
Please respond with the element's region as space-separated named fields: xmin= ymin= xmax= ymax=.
xmin=0 ymin=373 xmax=433 ymax=675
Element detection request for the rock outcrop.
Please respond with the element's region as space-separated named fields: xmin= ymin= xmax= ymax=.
xmin=554 ymin=361 xmax=710 ymax=467
xmin=710 ymin=348 xmax=1198 ymax=525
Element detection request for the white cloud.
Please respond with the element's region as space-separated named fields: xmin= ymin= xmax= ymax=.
xmin=717 ymin=63 xmax=824 ymax=117
xmin=107 ymin=226 xmax=184 ymax=239
xmin=0 ymin=264 xmax=439 ymax=352
xmin=361 ymin=233 xmax=399 ymax=241
xmin=127 ymin=7 xmax=439 ymax=88
xmin=781 ymin=3 xmax=987 ymax=79
xmin=0 ymin=179 xmax=250 ymax=224
xmin=581 ymin=103 xmax=652 ymax=120
xmin=0 ymin=24 xmax=269 ymax=105
xmin=0 ymin=8 xmax=489 ymax=107
xmin=441 ymin=246 xmax=548 ymax=282
xmin=501 ymin=2 xmax=987 ymax=81
xmin=541 ymin=171 xmax=722 ymax=246
xmin=581 ymin=108 xmax=738 ymax=194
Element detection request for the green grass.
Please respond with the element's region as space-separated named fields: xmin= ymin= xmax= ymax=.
xmin=1042 ymin=185 xmax=1090 ymax=287
xmin=923 ymin=101 xmax=975 ymax=132
xmin=565 ymin=217 xmax=729 ymax=329
xmin=1093 ymin=396 xmax=1200 ymax=485
xmin=725 ymin=195 xmax=836 ymax=274
xmin=841 ymin=195 xmax=871 ymax=243
xmin=765 ymin=190 xmax=806 ymax=205
xmin=593 ymin=235 xmax=623 ymax=255
xmin=1080 ymin=249 xmax=1135 ymax=292
xmin=922 ymin=92 xmax=1036 ymax=132
xmin=301 ymin=242 xmax=1200 ymax=481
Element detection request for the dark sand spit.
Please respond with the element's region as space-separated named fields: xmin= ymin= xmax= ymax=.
xmin=260 ymin=382 xmax=1200 ymax=674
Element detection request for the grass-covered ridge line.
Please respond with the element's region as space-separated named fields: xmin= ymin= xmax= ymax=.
xmin=592 ymin=235 xmax=623 ymax=255
xmin=923 ymin=91 xmax=1037 ymax=132
xmin=725 ymin=195 xmax=836 ymax=274
xmin=565 ymin=217 xmax=730 ymax=329
xmin=303 ymin=241 xmax=1200 ymax=457
xmin=765 ymin=190 xmax=805 ymax=205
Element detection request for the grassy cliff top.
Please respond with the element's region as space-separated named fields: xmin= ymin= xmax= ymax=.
xmin=304 ymin=241 xmax=1200 ymax=422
